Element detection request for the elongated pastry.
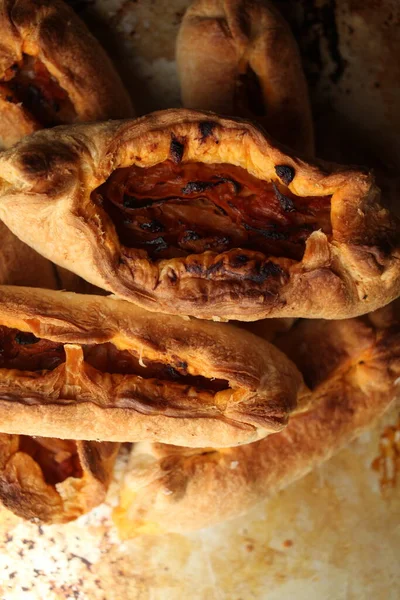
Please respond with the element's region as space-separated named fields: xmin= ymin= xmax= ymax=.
xmin=177 ymin=0 xmax=314 ymax=154
xmin=0 ymin=0 xmax=133 ymax=149
xmin=0 ymin=109 xmax=398 ymax=320
xmin=114 ymin=301 xmax=400 ymax=534
xmin=0 ymin=284 xmax=302 ymax=446
xmin=0 ymin=436 xmax=119 ymax=523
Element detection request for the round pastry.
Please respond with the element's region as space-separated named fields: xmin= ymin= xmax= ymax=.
xmin=113 ymin=301 xmax=400 ymax=534
xmin=177 ymin=0 xmax=314 ymax=155
xmin=0 ymin=284 xmax=303 ymax=447
xmin=0 ymin=0 xmax=133 ymax=149
xmin=0 ymin=109 xmax=398 ymax=320
xmin=0 ymin=435 xmax=119 ymax=523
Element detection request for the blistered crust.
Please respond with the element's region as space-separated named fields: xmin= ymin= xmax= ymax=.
xmin=177 ymin=0 xmax=314 ymax=154
xmin=114 ymin=304 xmax=400 ymax=533
xmin=0 ymin=109 xmax=398 ymax=320
xmin=0 ymin=0 xmax=133 ymax=149
xmin=0 ymin=285 xmax=302 ymax=446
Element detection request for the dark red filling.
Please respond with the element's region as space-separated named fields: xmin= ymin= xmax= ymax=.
xmin=93 ymin=161 xmax=331 ymax=261
xmin=1 ymin=55 xmax=76 ymax=126
xmin=0 ymin=326 xmax=228 ymax=392
xmin=19 ymin=437 xmax=82 ymax=485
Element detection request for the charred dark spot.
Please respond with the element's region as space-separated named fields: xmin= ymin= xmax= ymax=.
xmin=181 ymin=230 xmax=200 ymax=242
xmin=170 ymin=136 xmax=184 ymax=164
xmin=15 ymin=332 xmax=40 ymax=345
xmin=140 ymin=220 xmax=164 ymax=233
xmin=143 ymin=236 xmax=168 ymax=253
xmin=5 ymin=95 xmax=13 ymax=102
xmin=185 ymin=262 xmax=203 ymax=276
xmin=177 ymin=361 xmax=188 ymax=371
xmin=275 ymin=165 xmax=295 ymax=185
xmin=244 ymin=222 xmax=288 ymax=240
xmin=20 ymin=152 xmax=48 ymax=174
xmin=247 ymin=261 xmax=284 ymax=284
xmin=167 ymin=365 xmax=181 ymax=379
xmin=182 ymin=181 xmax=216 ymax=194
xmin=207 ymin=260 xmax=224 ymax=275
xmin=272 ymin=184 xmax=295 ymax=212
xmin=135 ymin=156 xmax=142 ymax=161
xmin=199 ymin=121 xmax=216 ymax=141
xmin=231 ymin=254 xmax=249 ymax=267
xmin=10 ymin=63 xmax=18 ymax=72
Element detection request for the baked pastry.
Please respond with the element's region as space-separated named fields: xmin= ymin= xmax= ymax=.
xmin=0 ymin=109 xmax=398 ymax=320
xmin=0 ymin=284 xmax=303 ymax=446
xmin=177 ymin=0 xmax=314 ymax=155
xmin=114 ymin=301 xmax=400 ymax=534
xmin=0 ymin=0 xmax=133 ymax=149
xmin=0 ymin=435 xmax=119 ymax=523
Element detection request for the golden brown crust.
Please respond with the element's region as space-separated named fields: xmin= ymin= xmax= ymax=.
xmin=177 ymin=0 xmax=314 ymax=154
xmin=0 ymin=436 xmax=119 ymax=523
xmin=114 ymin=303 xmax=400 ymax=533
xmin=0 ymin=0 xmax=133 ymax=149
xmin=0 ymin=284 xmax=303 ymax=446
xmin=0 ymin=109 xmax=398 ymax=320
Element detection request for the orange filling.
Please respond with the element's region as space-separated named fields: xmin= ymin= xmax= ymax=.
xmin=0 ymin=326 xmax=227 ymax=392
xmin=1 ymin=55 xmax=76 ymax=126
xmin=19 ymin=437 xmax=83 ymax=485
xmin=93 ymin=161 xmax=331 ymax=261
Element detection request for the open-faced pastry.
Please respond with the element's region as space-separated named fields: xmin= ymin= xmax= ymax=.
xmin=113 ymin=301 xmax=400 ymax=534
xmin=0 ymin=109 xmax=398 ymax=320
xmin=0 ymin=0 xmax=133 ymax=149
xmin=177 ymin=0 xmax=314 ymax=155
xmin=0 ymin=435 xmax=119 ymax=523
xmin=0 ymin=284 xmax=303 ymax=447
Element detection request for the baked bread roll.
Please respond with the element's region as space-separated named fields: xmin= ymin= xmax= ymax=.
xmin=177 ymin=0 xmax=314 ymax=155
xmin=0 ymin=0 xmax=133 ymax=149
xmin=0 ymin=109 xmax=398 ymax=320
xmin=114 ymin=302 xmax=400 ymax=534
xmin=0 ymin=231 xmax=120 ymax=523
xmin=0 ymin=284 xmax=303 ymax=446
xmin=0 ymin=435 xmax=119 ymax=523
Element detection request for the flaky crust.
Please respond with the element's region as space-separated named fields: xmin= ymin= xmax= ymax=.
xmin=0 ymin=0 xmax=133 ymax=149
xmin=114 ymin=302 xmax=400 ymax=533
xmin=0 ymin=436 xmax=119 ymax=523
xmin=177 ymin=0 xmax=314 ymax=154
xmin=0 ymin=285 xmax=302 ymax=446
xmin=0 ymin=109 xmax=398 ymax=320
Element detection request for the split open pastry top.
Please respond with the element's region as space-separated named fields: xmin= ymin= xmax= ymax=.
xmin=114 ymin=301 xmax=400 ymax=534
xmin=0 ymin=285 xmax=302 ymax=447
xmin=0 ymin=109 xmax=399 ymax=320
xmin=0 ymin=0 xmax=133 ymax=149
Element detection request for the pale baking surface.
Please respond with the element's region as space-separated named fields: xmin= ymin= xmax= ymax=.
xmin=1 ymin=0 xmax=400 ymax=598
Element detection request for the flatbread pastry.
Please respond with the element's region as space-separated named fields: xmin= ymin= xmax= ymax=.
xmin=177 ymin=0 xmax=314 ymax=154
xmin=113 ymin=301 xmax=400 ymax=534
xmin=0 ymin=0 xmax=133 ymax=149
xmin=0 ymin=109 xmax=398 ymax=320
xmin=0 ymin=285 xmax=303 ymax=447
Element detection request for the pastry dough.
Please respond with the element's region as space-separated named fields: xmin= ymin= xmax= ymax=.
xmin=0 ymin=435 xmax=119 ymax=523
xmin=177 ymin=0 xmax=314 ymax=154
xmin=0 ymin=284 xmax=303 ymax=446
xmin=0 ymin=0 xmax=133 ymax=149
xmin=114 ymin=301 xmax=400 ymax=533
xmin=0 ymin=109 xmax=398 ymax=320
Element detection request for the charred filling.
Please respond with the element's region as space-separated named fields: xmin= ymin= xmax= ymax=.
xmin=19 ymin=437 xmax=82 ymax=485
xmin=0 ymin=55 xmax=76 ymax=126
xmin=93 ymin=161 xmax=331 ymax=261
xmin=0 ymin=327 xmax=228 ymax=393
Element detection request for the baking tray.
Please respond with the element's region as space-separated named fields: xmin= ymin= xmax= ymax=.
xmin=0 ymin=1 xmax=399 ymax=598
